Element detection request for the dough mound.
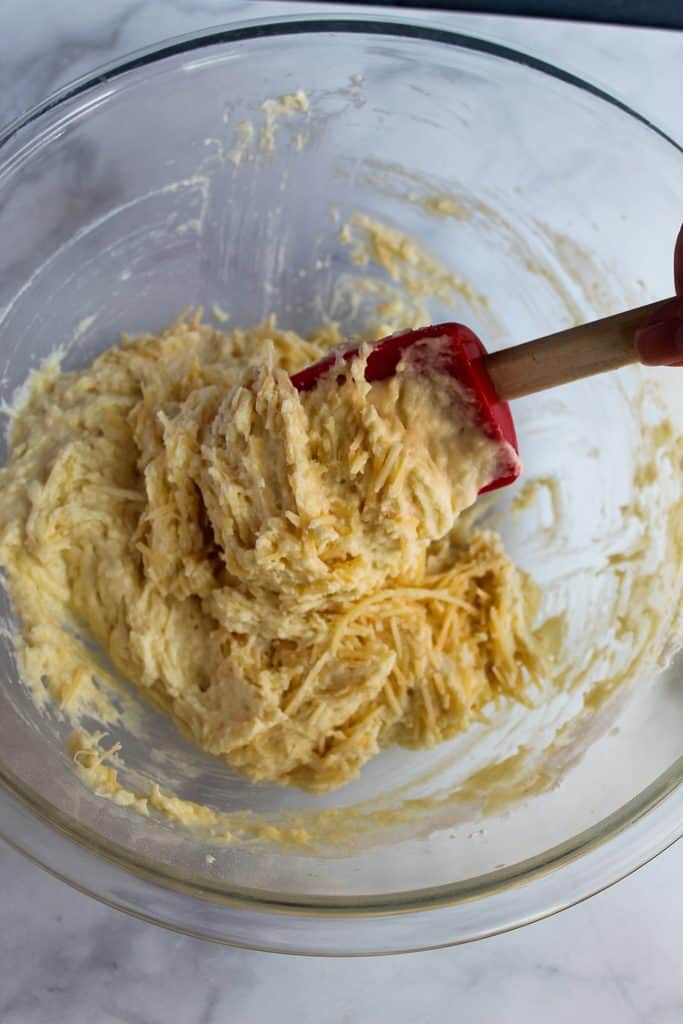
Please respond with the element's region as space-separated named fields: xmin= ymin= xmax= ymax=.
xmin=0 ymin=316 xmax=541 ymax=792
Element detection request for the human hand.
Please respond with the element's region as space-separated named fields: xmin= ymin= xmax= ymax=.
xmin=635 ymin=223 xmax=683 ymax=366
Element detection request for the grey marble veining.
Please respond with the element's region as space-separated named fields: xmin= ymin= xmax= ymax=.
xmin=0 ymin=3 xmax=682 ymax=1022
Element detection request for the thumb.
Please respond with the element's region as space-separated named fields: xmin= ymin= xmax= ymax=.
xmin=634 ymin=224 xmax=683 ymax=366
xmin=635 ymin=296 xmax=683 ymax=366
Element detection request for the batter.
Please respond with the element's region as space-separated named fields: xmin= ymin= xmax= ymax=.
xmin=0 ymin=315 xmax=542 ymax=792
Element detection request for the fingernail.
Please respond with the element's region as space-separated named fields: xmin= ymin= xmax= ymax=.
xmin=636 ymin=319 xmax=683 ymax=366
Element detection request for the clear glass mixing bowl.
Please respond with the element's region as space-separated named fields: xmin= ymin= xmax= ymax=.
xmin=0 ymin=15 xmax=681 ymax=954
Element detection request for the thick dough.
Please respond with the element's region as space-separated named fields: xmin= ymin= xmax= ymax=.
xmin=0 ymin=316 xmax=541 ymax=792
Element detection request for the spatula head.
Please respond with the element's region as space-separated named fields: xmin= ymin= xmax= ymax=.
xmin=291 ymin=323 xmax=520 ymax=494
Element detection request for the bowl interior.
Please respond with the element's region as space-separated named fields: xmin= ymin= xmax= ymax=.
xmin=0 ymin=22 xmax=681 ymax=913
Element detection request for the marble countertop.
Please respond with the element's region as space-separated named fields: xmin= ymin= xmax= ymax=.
xmin=0 ymin=3 xmax=681 ymax=1022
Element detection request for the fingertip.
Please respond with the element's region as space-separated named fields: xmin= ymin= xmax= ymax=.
xmin=636 ymin=319 xmax=683 ymax=366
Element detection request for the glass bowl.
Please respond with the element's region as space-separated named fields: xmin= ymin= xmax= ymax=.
xmin=0 ymin=15 xmax=681 ymax=955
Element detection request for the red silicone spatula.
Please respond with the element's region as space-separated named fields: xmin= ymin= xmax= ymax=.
xmin=291 ymin=297 xmax=677 ymax=494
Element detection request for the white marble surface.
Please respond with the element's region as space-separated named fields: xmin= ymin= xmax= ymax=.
xmin=0 ymin=2 xmax=681 ymax=1021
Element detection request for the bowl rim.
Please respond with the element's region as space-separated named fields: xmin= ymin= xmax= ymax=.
xmin=0 ymin=12 xmax=681 ymax=952
xmin=1 ymin=12 xmax=681 ymax=154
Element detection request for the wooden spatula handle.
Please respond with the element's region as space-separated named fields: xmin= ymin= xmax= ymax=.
xmin=485 ymin=298 xmax=673 ymax=401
